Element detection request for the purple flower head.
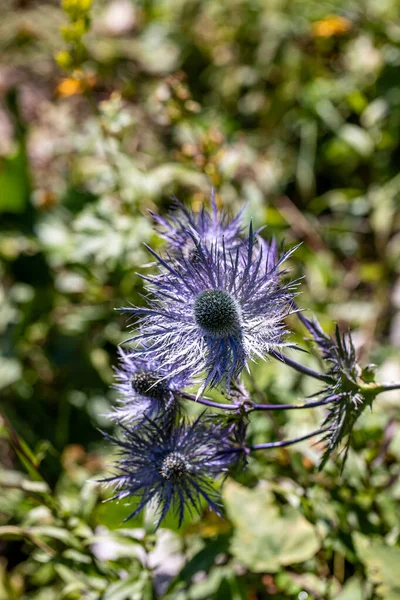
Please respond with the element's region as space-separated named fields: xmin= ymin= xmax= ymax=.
xmin=150 ymin=190 xmax=245 ymax=255
xmin=109 ymin=350 xmax=189 ymax=425
xmin=121 ymin=225 xmax=297 ymax=391
xmin=102 ymin=415 xmax=235 ymax=527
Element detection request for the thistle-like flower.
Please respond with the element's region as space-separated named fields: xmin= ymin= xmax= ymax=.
xmin=303 ymin=315 xmax=373 ymax=469
xmin=121 ymin=227 xmax=297 ymax=390
xmin=109 ymin=350 xmax=189 ymax=425
xmin=103 ymin=415 xmax=235 ymax=526
xmin=150 ymin=190 xmax=245 ymax=254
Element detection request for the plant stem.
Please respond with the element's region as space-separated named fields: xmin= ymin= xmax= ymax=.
xmin=295 ymin=308 xmax=316 ymax=332
xmin=251 ymin=395 xmax=338 ymax=412
xmin=180 ymin=392 xmax=238 ymax=410
xmin=269 ymin=350 xmax=332 ymax=383
xmin=250 ymin=426 xmax=329 ymax=451
xmin=181 ymin=392 xmax=338 ymax=412
xmin=376 ymin=382 xmax=400 ymax=392
xmin=358 ymin=381 xmax=400 ymax=397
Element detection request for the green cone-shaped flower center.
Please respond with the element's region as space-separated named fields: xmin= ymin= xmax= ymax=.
xmin=159 ymin=452 xmax=189 ymax=481
xmin=131 ymin=371 xmax=169 ymax=399
xmin=194 ymin=289 xmax=241 ymax=337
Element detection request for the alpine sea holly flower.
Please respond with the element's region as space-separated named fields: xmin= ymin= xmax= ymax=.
xmin=150 ymin=190 xmax=246 ymax=255
xmin=121 ymin=226 xmax=297 ymax=390
xmin=109 ymin=350 xmax=189 ymax=425
xmin=102 ymin=415 xmax=235 ymax=526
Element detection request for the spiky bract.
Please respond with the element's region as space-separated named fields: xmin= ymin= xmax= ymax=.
xmin=103 ymin=415 xmax=235 ymax=526
xmin=303 ymin=316 xmax=371 ymax=469
xmin=150 ymin=190 xmax=245 ymax=254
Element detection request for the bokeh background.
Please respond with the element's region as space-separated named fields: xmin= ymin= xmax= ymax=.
xmin=1 ymin=0 xmax=400 ymax=598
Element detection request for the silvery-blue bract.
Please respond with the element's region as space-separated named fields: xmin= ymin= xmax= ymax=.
xmin=103 ymin=415 xmax=235 ymax=527
xmin=121 ymin=227 xmax=297 ymax=390
xmin=150 ymin=190 xmax=246 ymax=253
xmin=108 ymin=349 xmax=189 ymax=425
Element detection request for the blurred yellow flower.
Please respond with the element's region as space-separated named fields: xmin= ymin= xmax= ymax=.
xmin=56 ymin=74 xmax=96 ymax=97
xmin=312 ymin=15 xmax=352 ymax=38
xmin=56 ymin=78 xmax=83 ymax=97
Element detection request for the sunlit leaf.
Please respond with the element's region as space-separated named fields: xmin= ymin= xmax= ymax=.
xmin=223 ymin=480 xmax=320 ymax=572
xmin=353 ymin=533 xmax=400 ymax=600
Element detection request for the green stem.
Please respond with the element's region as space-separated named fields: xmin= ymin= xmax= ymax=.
xmin=360 ymin=381 xmax=400 ymax=396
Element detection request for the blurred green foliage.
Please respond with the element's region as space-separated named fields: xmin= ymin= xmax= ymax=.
xmin=1 ymin=0 xmax=400 ymax=598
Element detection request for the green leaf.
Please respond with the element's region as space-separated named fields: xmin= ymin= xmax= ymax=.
xmin=102 ymin=574 xmax=151 ymax=600
xmin=184 ymin=567 xmax=226 ymax=600
xmin=55 ymin=564 xmax=106 ymax=593
xmin=0 ymin=357 xmax=22 ymax=390
xmin=167 ymin=535 xmax=229 ymax=592
xmin=338 ymin=124 xmax=374 ymax=158
xmin=335 ymin=577 xmax=364 ymax=600
xmin=3 ymin=419 xmax=47 ymax=484
xmin=62 ymin=549 xmax=92 ymax=564
xmin=353 ymin=533 xmax=400 ymax=600
xmin=0 ymin=469 xmax=50 ymax=495
xmin=0 ymin=144 xmax=30 ymax=214
xmin=29 ymin=526 xmax=82 ymax=550
xmin=59 ymin=581 xmax=87 ymax=599
xmin=216 ymin=572 xmax=246 ymax=600
xmin=223 ymin=480 xmax=320 ymax=573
